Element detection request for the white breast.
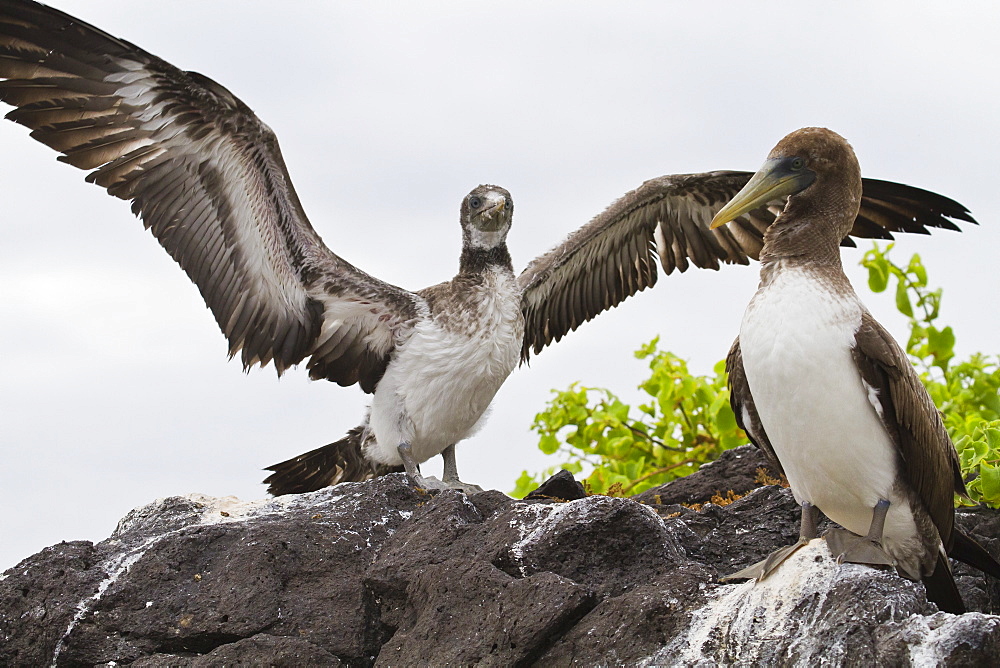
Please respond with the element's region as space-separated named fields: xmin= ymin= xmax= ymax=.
xmin=740 ymin=265 xmax=921 ymax=567
xmin=365 ymin=269 xmax=524 ymax=465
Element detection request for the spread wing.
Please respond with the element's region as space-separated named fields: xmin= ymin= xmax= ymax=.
xmin=725 ymin=337 xmax=782 ymax=475
xmin=851 ymin=312 xmax=965 ymax=546
xmin=0 ymin=0 xmax=420 ymax=392
xmin=518 ymin=171 xmax=976 ymax=361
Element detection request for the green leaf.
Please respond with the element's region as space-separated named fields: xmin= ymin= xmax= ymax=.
xmin=979 ymin=462 xmax=1000 ymax=504
xmin=927 ymin=326 xmax=956 ymax=369
xmin=959 ymin=436 xmax=990 ymax=468
xmin=606 ymin=436 xmax=633 ymax=455
xmin=867 ymin=258 xmax=889 ymax=293
xmin=895 ymin=279 xmax=914 ymax=317
xmin=539 ymin=434 xmax=560 ymax=455
xmin=608 ymin=398 xmax=630 ymax=422
xmin=908 ymin=253 xmax=927 ymax=287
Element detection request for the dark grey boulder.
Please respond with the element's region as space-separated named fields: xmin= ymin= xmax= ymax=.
xmin=524 ymin=468 xmax=587 ymax=501
xmin=2 ymin=451 xmax=998 ymax=667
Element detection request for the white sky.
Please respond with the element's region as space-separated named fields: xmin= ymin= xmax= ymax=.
xmin=1 ymin=1 xmax=997 ymax=571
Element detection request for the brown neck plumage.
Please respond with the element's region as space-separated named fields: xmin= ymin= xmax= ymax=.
xmin=760 ymin=200 xmax=851 ymax=269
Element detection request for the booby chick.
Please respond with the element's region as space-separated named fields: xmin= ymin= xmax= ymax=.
xmin=710 ymin=127 xmax=1000 ymax=613
xmin=0 ymin=2 xmax=978 ymax=497
xmin=265 ymin=185 xmax=522 ymax=494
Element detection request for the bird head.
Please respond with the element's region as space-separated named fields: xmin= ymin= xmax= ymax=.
xmin=710 ymin=127 xmax=863 ymax=243
xmin=462 ymin=185 xmax=514 ymax=250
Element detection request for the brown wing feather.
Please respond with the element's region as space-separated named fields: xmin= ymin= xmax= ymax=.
xmin=0 ymin=1 xmax=419 ymax=390
xmin=725 ymin=337 xmax=783 ymax=475
xmin=519 ymin=172 xmax=756 ymax=360
xmin=519 ymin=172 xmax=975 ymax=362
xmin=851 ymin=312 xmax=965 ymax=548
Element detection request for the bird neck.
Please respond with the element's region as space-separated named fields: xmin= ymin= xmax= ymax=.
xmin=459 ymin=243 xmax=513 ymax=275
xmin=759 ymin=195 xmax=854 ymax=270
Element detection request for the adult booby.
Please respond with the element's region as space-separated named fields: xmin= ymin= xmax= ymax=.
xmin=0 ymin=2 xmax=977 ymax=495
xmin=710 ymin=127 xmax=1000 ymax=613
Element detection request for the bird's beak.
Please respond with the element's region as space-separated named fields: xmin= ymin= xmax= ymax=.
xmin=481 ymin=195 xmax=507 ymax=225
xmin=710 ymin=157 xmax=816 ymax=229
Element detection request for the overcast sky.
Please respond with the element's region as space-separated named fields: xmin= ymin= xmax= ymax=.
xmin=1 ymin=1 xmax=997 ymax=571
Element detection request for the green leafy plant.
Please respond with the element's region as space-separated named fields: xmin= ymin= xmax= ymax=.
xmin=514 ymin=243 xmax=1000 ymax=508
xmin=511 ymin=343 xmax=744 ymax=497
xmin=861 ymin=244 xmax=1000 ymax=506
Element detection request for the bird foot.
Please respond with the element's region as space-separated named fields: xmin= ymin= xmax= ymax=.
xmin=442 ymin=477 xmax=484 ymax=494
xmin=721 ymin=537 xmax=812 ymax=582
xmin=825 ymin=528 xmax=895 ymax=568
xmin=409 ymin=474 xmax=483 ymax=495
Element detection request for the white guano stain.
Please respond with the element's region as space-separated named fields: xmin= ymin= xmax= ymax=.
xmin=649 ymin=540 xmax=889 ymax=666
xmin=907 ymin=612 xmax=1000 ymax=665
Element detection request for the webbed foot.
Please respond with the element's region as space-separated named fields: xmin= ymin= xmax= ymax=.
xmin=721 ymin=537 xmax=812 ymax=581
xmin=825 ymin=527 xmax=895 ymax=568
xmin=722 ymin=500 xmax=819 ymax=582
xmin=826 ymin=498 xmax=895 ymax=568
xmin=440 ymin=476 xmax=484 ymax=494
xmin=409 ymin=473 xmax=483 ymax=495
xmin=397 ymin=442 xmax=484 ymax=494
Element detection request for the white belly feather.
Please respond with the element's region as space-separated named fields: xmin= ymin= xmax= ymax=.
xmin=740 ymin=266 xmax=922 ymax=565
xmin=365 ymin=270 xmax=523 ymax=465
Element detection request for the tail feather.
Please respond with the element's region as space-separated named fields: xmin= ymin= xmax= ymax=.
xmin=950 ymin=528 xmax=1000 ymax=579
xmin=923 ymin=550 xmax=965 ymax=614
xmin=263 ymin=426 xmax=403 ymax=496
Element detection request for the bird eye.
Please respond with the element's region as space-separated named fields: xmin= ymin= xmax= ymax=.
xmin=790 ymin=157 xmax=805 ymax=170
xmin=469 ymin=196 xmax=482 ymax=209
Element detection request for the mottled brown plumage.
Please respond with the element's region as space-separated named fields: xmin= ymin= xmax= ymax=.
xmin=265 ymin=184 xmax=521 ymax=495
